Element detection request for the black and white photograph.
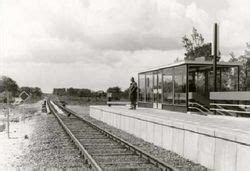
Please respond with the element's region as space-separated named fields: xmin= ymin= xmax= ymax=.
xmin=0 ymin=0 xmax=250 ymax=170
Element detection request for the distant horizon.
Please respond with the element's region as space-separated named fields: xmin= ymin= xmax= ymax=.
xmin=0 ymin=74 xmax=131 ymax=94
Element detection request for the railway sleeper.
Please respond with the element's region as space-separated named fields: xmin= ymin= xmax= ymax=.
xmin=71 ymin=130 xmax=101 ymax=135
xmin=100 ymin=160 xmax=147 ymax=166
xmin=91 ymin=151 xmax=135 ymax=157
xmin=64 ymin=123 xmax=93 ymax=128
xmin=102 ymin=165 xmax=160 ymax=171
xmin=85 ymin=147 xmax=126 ymax=152
xmin=78 ymin=138 xmax=114 ymax=144
xmin=87 ymin=148 xmax=132 ymax=154
xmin=65 ymin=124 xmax=94 ymax=130
xmin=60 ymin=118 xmax=81 ymax=122
xmin=101 ymin=162 xmax=160 ymax=171
xmin=74 ymin=135 xmax=107 ymax=139
xmin=94 ymin=155 xmax=144 ymax=163
xmin=80 ymin=141 xmax=121 ymax=149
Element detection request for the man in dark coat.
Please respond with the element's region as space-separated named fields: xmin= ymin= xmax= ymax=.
xmin=129 ymin=77 xmax=137 ymax=109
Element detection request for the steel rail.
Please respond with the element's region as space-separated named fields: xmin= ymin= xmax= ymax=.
xmin=53 ymin=100 xmax=179 ymax=171
xmin=47 ymin=100 xmax=102 ymax=171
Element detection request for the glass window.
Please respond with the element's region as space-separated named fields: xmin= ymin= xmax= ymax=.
xmin=195 ymin=71 xmax=205 ymax=95
xmin=208 ymin=70 xmax=221 ymax=92
xmin=138 ymin=74 xmax=145 ymax=101
xmin=220 ymin=67 xmax=238 ymax=91
xmin=158 ymin=72 xmax=162 ymax=103
xmin=145 ymin=72 xmax=153 ymax=102
xmin=153 ymin=73 xmax=158 ymax=103
xmin=189 ymin=66 xmax=212 ymax=102
xmin=174 ymin=65 xmax=186 ymax=105
xmin=152 ymin=71 xmax=163 ymax=103
xmin=188 ymin=71 xmax=196 ymax=92
xmin=163 ymin=68 xmax=173 ymax=104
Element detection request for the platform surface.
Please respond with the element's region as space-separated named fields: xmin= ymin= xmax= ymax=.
xmin=91 ymin=105 xmax=250 ymax=135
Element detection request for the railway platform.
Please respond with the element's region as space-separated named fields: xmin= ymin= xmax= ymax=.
xmin=90 ymin=105 xmax=250 ymax=171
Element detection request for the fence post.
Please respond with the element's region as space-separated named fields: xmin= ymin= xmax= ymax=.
xmin=6 ymin=91 xmax=10 ymax=139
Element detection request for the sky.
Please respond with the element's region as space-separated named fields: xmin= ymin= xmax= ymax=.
xmin=0 ymin=0 xmax=250 ymax=93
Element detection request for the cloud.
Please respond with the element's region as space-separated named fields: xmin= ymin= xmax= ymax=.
xmin=1 ymin=0 xmax=249 ymax=92
xmin=0 ymin=49 xmax=184 ymax=92
xmin=1 ymin=0 xmax=191 ymax=63
xmin=90 ymin=33 xmax=182 ymax=51
xmin=217 ymin=0 xmax=250 ymax=56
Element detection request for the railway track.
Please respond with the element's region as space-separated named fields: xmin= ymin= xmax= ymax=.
xmin=47 ymin=99 xmax=179 ymax=171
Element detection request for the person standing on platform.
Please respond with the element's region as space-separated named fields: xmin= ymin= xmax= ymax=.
xmin=129 ymin=77 xmax=137 ymax=110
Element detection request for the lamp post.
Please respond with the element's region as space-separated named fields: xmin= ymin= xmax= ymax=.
xmin=212 ymin=23 xmax=219 ymax=115
xmin=213 ymin=23 xmax=219 ymax=92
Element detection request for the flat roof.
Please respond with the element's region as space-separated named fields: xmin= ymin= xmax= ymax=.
xmin=139 ymin=60 xmax=243 ymax=74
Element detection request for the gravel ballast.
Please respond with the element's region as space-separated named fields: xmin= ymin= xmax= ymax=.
xmin=15 ymin=112 xmax=89 ymax=170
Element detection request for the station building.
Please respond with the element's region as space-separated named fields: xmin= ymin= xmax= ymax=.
xmin=137 ymin=59 xmax=242 ymax=112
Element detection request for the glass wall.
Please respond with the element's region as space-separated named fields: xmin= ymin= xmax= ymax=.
xmin=174 ymin=65 xmax=186 ymax=105
xmin=158 ymin=72 xmax=163 ymax=103
xmin=195 ymin=71 xmax=206 ymax=96
xmin=163 ymin=68 xmax=173 ymax=104
xmin=145 ymin=72 xmax=153 ymax=102
xmin=138 ymin=74 xmax=145 ymax=101
xmin=153 ymin=73 xmax=158 ymax=103
xmin=139 ymin=64 xmax=239 ymax=110
xmin=208 ymin=67 xmax=238 ymax=92
xmin=220 ymin=67 xmax=238 ymax=91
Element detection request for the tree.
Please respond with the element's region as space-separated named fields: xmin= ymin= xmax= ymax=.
xmin=229 ymin=52 xmax=237 ymax=62
xmin=182 ymin=27 xmax=212 ymax=61
xmin=121 ymin=88 xmax=129 ymax=99
xmin=67 ymin=87 xmax=78 ymax=96
xmin=53 ymin=88 xmax=66 ymax=96
xmin=237 ymin=55 xmax=248 ymax=91
xmin=107 ymin=87 xmax=122 ymax=100
xmin=92 ymin=90 xmax=106 ymax=98
xmin=78 ymin=89 xmax=91 ymax=97
xmin=2 ymin=76 xmax=19 ymax=96
xmin=20 ymin=86 xmax=43 ymax=98
xmin=33 ymin=87 xmax=42 ymax=97
xmin=228 ymin=53 xmax=248 ymax=91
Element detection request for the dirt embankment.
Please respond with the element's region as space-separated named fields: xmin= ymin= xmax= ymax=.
xmin=0 ymin=101 xmax=88 ymax=170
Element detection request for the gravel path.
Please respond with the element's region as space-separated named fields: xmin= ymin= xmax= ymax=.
xmin=15 ymin=112 xmax=89 ymax=170
xmin=68 ymin=105 xmax=207 ymax=171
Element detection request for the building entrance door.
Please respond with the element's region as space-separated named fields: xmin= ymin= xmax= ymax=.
xmin=153 ymin=72 xmax=162 ymax=109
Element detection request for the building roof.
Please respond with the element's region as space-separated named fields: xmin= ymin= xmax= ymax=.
xmin=139 ymin=60 xmax=243 ymax=74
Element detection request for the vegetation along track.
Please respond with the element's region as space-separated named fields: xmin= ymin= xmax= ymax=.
xmin=47 ymin=99 xmax=179 ymax=171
